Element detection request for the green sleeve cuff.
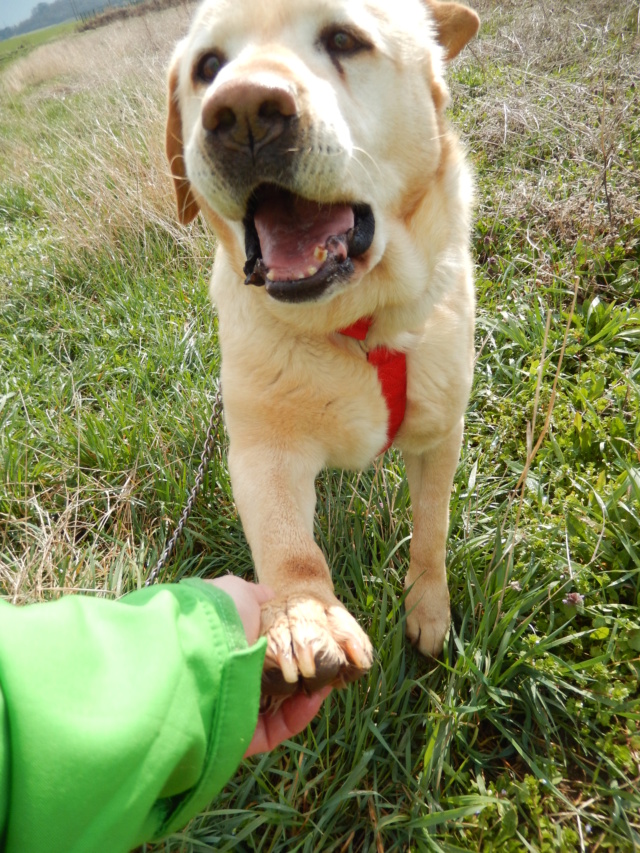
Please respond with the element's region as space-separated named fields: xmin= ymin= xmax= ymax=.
xmin=150 ymin=578 xmax=266 ymax=838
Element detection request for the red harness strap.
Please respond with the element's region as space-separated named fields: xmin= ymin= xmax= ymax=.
xmin=338 ymin=317 xmax=407 ymax=454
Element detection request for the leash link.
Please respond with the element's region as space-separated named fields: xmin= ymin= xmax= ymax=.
xmin=146 ymin=388 xmax=223 ymax=586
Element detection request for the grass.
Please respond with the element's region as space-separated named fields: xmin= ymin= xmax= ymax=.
xmin=0 ymin=21 xmax=79 ymax=72
xmin=1 ymin=0 xmax=639 ymax=850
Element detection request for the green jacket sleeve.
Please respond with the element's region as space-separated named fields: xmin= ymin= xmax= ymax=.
xmin=0 ymin=577 xmax=266 ymax=853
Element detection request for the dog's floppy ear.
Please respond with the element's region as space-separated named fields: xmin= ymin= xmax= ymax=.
xmin=425 ymin=0 xmax=479 ymax=61
xmin=166 ymin=55 xmax=200 ymax=225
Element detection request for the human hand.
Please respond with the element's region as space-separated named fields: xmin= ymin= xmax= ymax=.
xmin=244 ymin=685 xmax=331 ymax=756
xmin=204 ymin=576 xmax=332 ymax=755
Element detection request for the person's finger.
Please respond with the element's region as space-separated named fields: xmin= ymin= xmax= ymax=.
xmin=207 ymin=575 xmax=246 ymax=596
xmin=252 ymin=584 xmax=275 ymax=605
xmin=204 ymin=576 xmax=273 ymax=608
xmin=244 ymin=687 xmax=331 ymax=757
xmin=205 ymin=576 xmax=271 ymax=644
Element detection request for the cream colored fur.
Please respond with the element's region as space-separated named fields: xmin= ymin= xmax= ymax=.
xmin=166 ymin=0 xmax=479 ymax=695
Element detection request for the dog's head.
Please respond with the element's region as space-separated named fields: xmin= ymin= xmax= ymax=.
xmin=166 ymin=0 xmax=478 ymax=305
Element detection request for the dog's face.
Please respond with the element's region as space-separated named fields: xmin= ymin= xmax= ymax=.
xmin=167 ymin=0 xmax=478 ymax=304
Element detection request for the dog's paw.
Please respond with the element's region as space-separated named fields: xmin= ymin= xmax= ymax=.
xmin=404 ymin=579 xmax=450 ymax=658
xmin=260 ymin=594 xmax=373 ymax=704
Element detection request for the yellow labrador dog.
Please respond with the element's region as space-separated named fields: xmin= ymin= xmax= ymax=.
xmin=166 ymin=0 xmax=479 ymax=698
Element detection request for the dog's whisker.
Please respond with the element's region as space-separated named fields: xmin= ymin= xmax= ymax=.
xmin=352 ymin=147 xmax=383 ymax=177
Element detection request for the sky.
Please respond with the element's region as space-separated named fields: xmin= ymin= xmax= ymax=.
xmin=0 ymin=0 xmax=43 ymax=29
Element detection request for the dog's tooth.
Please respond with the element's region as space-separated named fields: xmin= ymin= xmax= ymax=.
xmin=307 ymin=266 xmax=318 ymax=277
xmin=314 ymin=246 xmax=328 ymax=263
xmin=266 ymin=270 xmax=276 ymax=281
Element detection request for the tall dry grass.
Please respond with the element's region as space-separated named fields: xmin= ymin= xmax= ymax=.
xmin=456 ymin=0 xmax=640 ymax=255
xmin=1 ymin=4 xmax=202 ymax=261
xmin=0 ymin=6 xmax=206 ymax=600
xmin=3 ymin=6 xmax=192 ymax=93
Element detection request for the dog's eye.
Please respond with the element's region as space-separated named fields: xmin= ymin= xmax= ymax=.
xmin=322 ymin=28 xmax=369 ymax=57
xmin=326 ymin=31 xmax=357 ymax=52
xmin=195 ymin=52 xmax=224 ymax=84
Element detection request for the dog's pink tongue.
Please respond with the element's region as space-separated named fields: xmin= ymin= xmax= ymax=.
xmin=254 ymin=193 xmax=354 ymax=280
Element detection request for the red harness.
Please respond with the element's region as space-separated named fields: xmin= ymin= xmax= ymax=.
xmin=338 ymin=317 xmax=407 ymax=454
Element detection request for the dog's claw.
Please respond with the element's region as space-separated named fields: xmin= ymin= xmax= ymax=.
xmin=295 ymin=643 xmax=318 ymax=679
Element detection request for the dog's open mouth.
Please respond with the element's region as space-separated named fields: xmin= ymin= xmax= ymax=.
xmin=243 ymin=185 xmax=375 ymax=303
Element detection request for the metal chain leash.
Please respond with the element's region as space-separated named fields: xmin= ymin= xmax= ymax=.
xmin=145 ymin=388 xmax=223 ymax=587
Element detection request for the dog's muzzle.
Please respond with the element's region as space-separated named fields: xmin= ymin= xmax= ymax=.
xmin=201 ymin=76 xmax=375 ymax=302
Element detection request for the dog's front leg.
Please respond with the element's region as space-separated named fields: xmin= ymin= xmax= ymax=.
xmin=403 ymin=418 xmax=464 ymax=657
xmin=228 ymin=442 xmax=373 ymax=699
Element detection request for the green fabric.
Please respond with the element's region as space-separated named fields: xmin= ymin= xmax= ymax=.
xmin=0 ymin=578 xmax=266 ymax=853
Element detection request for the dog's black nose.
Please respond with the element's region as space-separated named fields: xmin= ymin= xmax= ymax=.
xmin=202 ymin=79 xmax=297 ymax=154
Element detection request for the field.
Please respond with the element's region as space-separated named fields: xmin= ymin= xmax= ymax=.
xmin=0 ymin=20 xmax=79 ymax=72
xmin=1 ymin=1 xmax=639 ymax=850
